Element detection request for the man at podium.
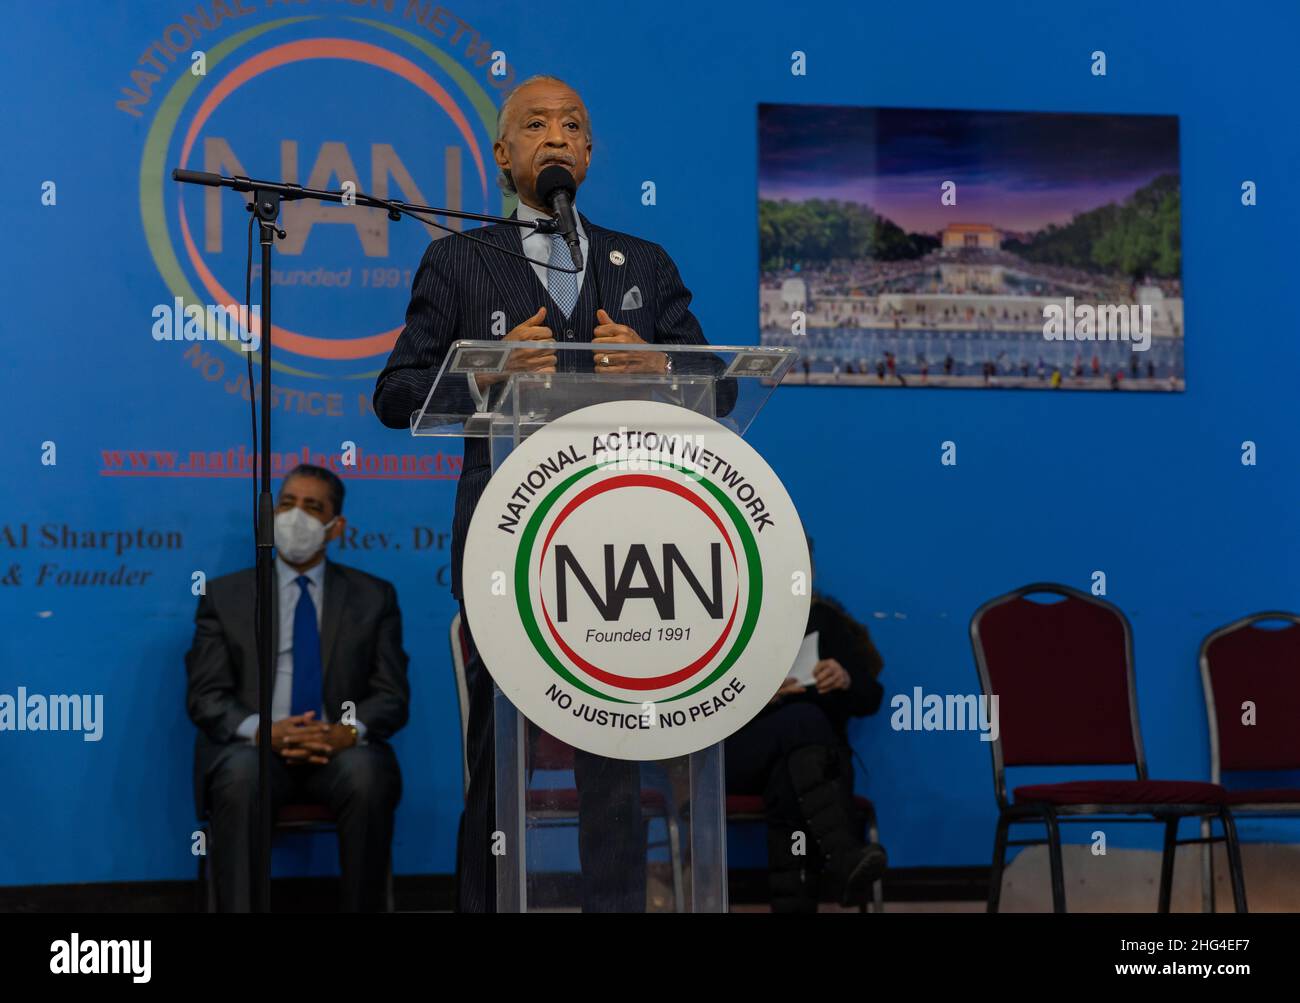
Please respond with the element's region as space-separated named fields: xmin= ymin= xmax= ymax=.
xmin=373 ymin=75 xmax=722 ymax=911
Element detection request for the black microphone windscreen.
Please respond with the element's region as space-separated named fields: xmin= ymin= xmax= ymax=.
xmin=172 ymin=169 xmax=223 ymax=187
xmin=536 ymin=165 xmax=576 ymax=204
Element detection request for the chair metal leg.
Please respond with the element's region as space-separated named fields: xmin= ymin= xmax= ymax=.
xmin=196 ymin=822 xmax=219 ymax=913
xmin=196 ymin=843 xmax=207 ymax=913
xmin=1218 ymin=808 xmax=1249 ymax=914
xmin=1044 ymin=811 xmax=1066 ymax=913
xmin=988 ymin=812 xmax=1010 ymax=914
xmin=1157 ymin=817 xmax=1178 ymax=912
xmin=988 ymin=811 xmax=1010 ymax=913
xmin=868 ymin=818 xmax=884 ymax=914
xmin=205 ymin=847 xmax=217 ymax=913
xmin=1199 ymin=816 xmax=1215 ymax=913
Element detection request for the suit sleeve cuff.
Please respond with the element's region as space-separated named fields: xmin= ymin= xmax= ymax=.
xmin=236 ymin=714 xmax=259 ymax=743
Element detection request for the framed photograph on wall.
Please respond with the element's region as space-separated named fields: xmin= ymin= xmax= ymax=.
xmin=759 ymin=105 xmax=1183 ymax=391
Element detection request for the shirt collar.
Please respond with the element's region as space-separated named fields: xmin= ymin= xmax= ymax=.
xmin=277 ymin=555 xmax=326 ymax=591
xmin=517 ymin=199 xmax=586 ymax=240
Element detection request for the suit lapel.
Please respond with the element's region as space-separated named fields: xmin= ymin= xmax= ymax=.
xmin=585 ymin=211 xmax=639 ymax=328
xmin=475 ymin=209 xmax=633 ymax=331
xmin=472 ymin=213 xmax=548 ymax=325
xmin=320 ymin=562 xmax=347 ymax=679
xmin=582 ymin=214 xmax=627 ymax=324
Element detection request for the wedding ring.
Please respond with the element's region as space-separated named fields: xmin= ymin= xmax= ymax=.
xmin=601 ymin=354 xmax=610 ymax=366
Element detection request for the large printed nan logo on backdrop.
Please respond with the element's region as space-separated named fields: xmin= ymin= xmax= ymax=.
xmin=464 ymin=401 xmax=811 ymax=760
xmin=134 ymin=9 xmax=510 ymax=400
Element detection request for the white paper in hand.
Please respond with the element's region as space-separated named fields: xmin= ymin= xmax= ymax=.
xmin=788 ymin=631 xmax=820 ymax=688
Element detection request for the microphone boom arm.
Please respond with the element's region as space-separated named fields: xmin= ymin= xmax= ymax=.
xmin=170 ymin=168 xmax=559 ymax=233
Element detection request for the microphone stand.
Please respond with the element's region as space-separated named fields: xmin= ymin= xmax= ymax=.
xmin=171 ymin=168 xmax=552 ymax=913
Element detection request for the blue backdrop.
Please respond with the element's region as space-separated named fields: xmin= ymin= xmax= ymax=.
xmin=3 ymin=0 xmax=1298 ymax=886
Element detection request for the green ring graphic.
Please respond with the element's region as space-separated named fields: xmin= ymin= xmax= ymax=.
xmin=139 ymin=14 xmax=509 ymax=379
xmin=513 ymin=458 xmax=763 ymax=705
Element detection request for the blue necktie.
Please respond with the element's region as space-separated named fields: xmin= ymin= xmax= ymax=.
xmin=547 ymin=233 xmax=579 ymax=318
xmin=289 ymin=575 xmax=323 ymax=717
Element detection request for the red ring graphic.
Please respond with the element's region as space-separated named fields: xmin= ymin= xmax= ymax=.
xmin=538 ymin=474 xmax=740 ymax=691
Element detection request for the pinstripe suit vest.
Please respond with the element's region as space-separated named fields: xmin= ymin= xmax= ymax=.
xmin=374 ymin=210 xmax=715 ymax=599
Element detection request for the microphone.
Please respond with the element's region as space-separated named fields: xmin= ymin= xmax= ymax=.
xmin=172 ymin=169 xmax=224 ymax=187
xmin=536 ymin=165 xmax=583 ymax=271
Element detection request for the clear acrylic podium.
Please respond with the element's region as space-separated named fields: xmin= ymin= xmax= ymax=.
xmin=412 ymin=339 xmax=795 ymax=912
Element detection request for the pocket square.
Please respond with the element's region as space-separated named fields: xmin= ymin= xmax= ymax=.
xmin=620 ymin=285 xmax=643 ymax=311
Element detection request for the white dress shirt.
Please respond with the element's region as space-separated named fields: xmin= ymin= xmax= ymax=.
xmin=235 ymin=557 xmax=367 ymax=743
xmin=467 ymin=201 xmax=589 ymax=410
xmin=516 ymin=199 xmax=588 ymax=297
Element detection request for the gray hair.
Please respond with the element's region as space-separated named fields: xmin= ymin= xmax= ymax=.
xmin=495 ymin=74 xmax=592 ymax=196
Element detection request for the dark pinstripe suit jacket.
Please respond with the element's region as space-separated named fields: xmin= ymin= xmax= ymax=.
xmin=373 ymin=210 xmax=723 ymax=599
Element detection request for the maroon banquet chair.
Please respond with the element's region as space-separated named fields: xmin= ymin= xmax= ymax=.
xmin=969 ymin=583 xmax=1247 ymax=913
xmin=1199 ymin=612 xmax=1300 ymax=912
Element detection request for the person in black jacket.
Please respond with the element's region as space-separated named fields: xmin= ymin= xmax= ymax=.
xmin=724 ymin=547 xmax=887 ymax=912
xmin=372 ymin=76 xmax=730 ymax=912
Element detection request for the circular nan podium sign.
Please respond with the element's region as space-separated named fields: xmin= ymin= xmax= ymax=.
xmin=463 ymin=400 xmax=810 ymax=760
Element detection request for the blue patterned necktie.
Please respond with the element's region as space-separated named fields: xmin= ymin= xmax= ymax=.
xmin=547 ymin=232 xmax=579 ymax=318
xmin=289 ymin=575 xmax=323 ymax=717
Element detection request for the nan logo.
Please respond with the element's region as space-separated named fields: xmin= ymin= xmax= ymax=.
xmin=464 ymin=400 xmax=811 ymax=760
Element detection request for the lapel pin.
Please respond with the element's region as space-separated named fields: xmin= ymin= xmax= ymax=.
xmin=609 ymin=250 xmax=625 ymax=266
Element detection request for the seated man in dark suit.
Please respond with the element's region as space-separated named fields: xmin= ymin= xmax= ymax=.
xmin=185 ymin=464 xmax=410 ymax=912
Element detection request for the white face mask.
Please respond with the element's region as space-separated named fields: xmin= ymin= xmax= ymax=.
xmin=274 ymin=506 xmax=336 ymax=564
